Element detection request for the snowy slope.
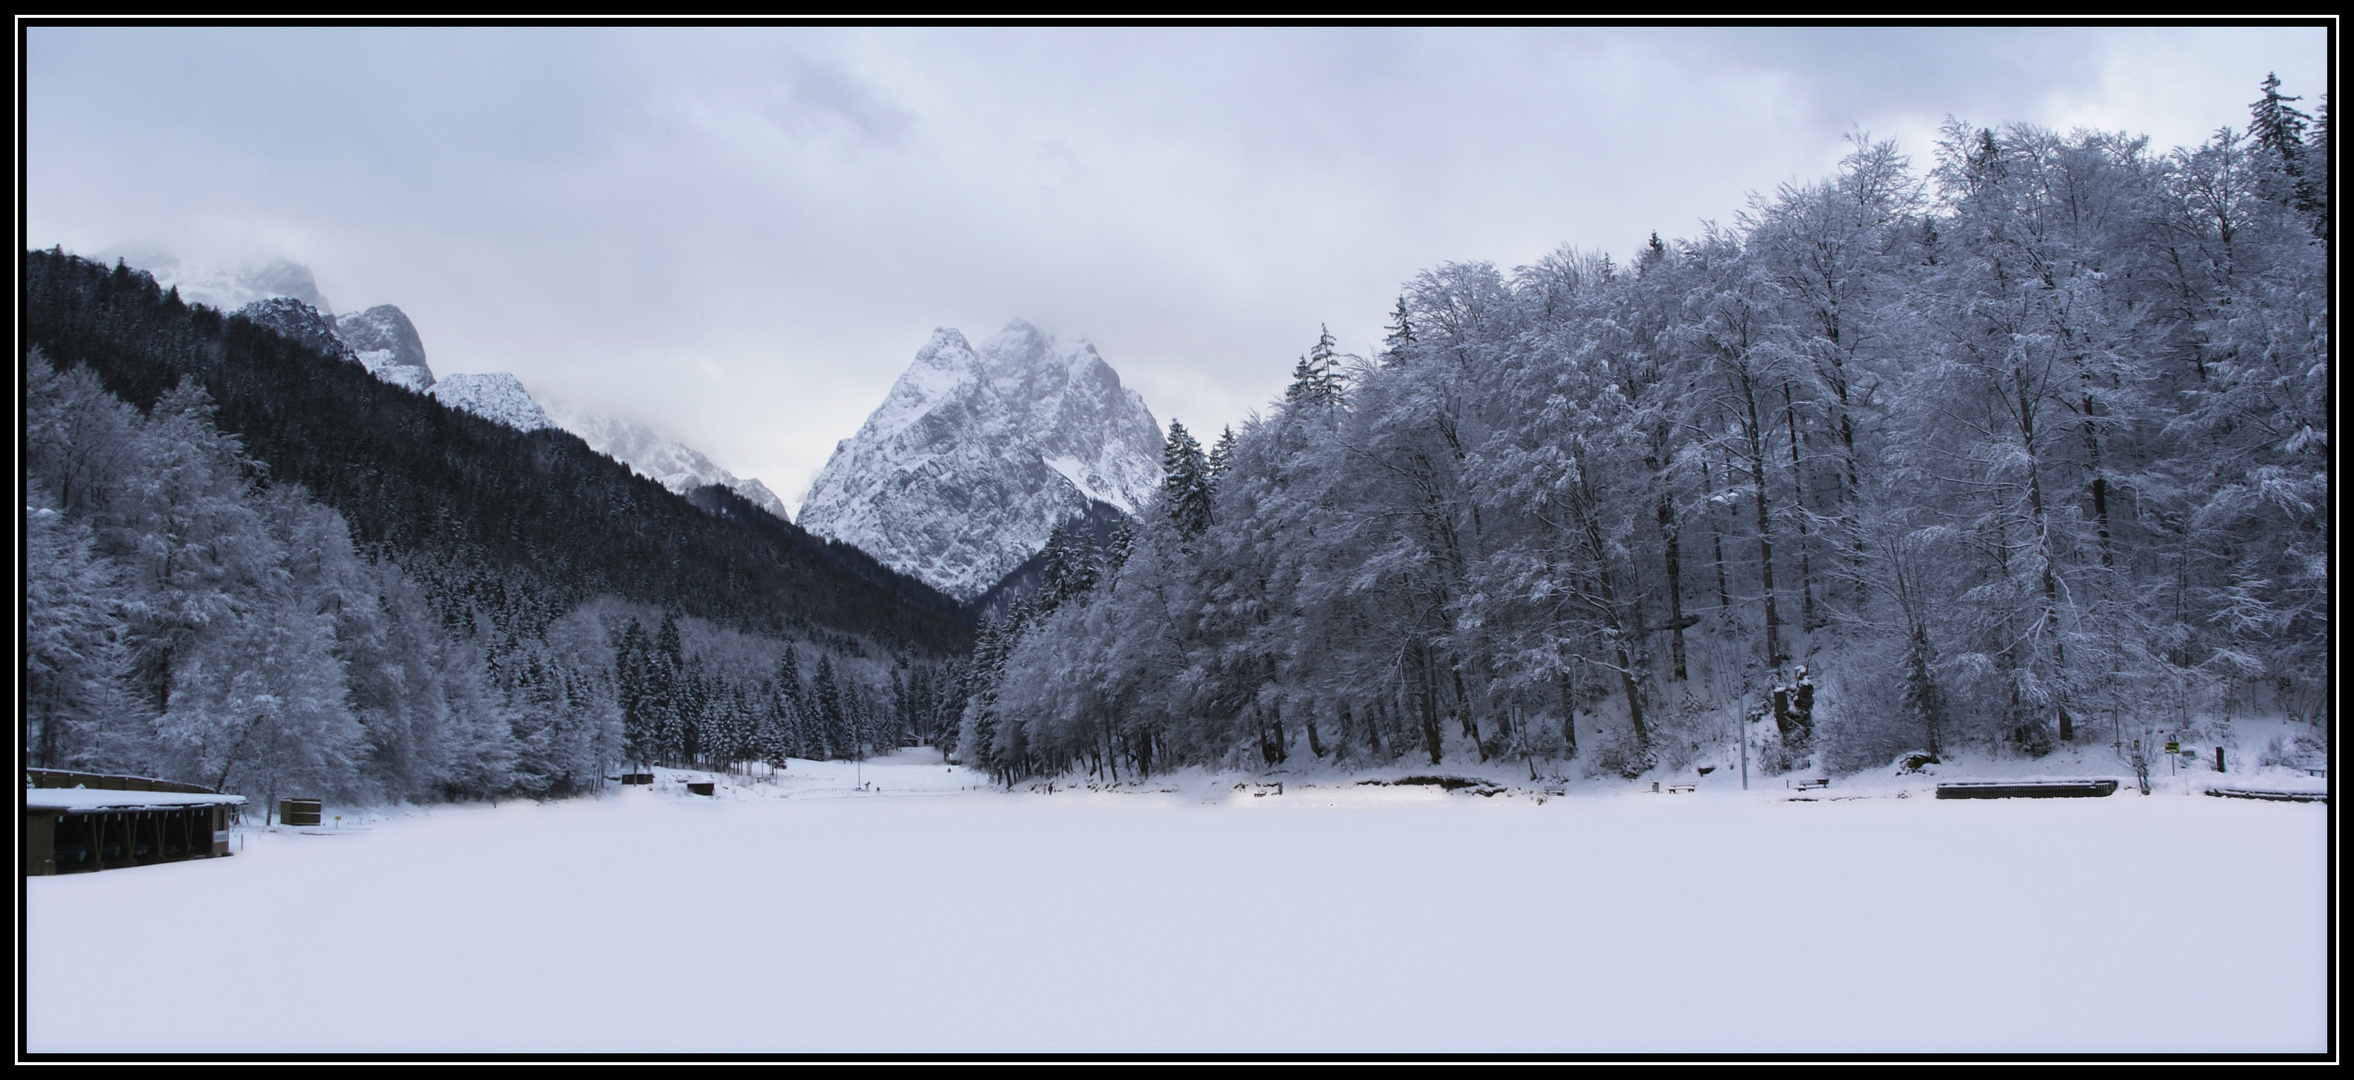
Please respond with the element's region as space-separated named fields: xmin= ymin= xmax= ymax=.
xmin=543 ymin=403 xmax=792 ymax=521
xmin=798 ymin=320 xmax=1164 ymax=601
xmin=431 ymin=373 xmax=553 ymax=432
xmin=334 ymin=305 xmax=436 ymax=392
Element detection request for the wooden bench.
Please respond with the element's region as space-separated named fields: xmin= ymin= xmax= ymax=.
xmin=1794 ymin=778 xmax=1830 ymax=791
xmin=2207 ymin=786 xmax=2326 ymax=804
xmin=1665 ymin=781 xmax=1698 ymax=794
xmin=1936 ymin=779 xmax=2119 ymax=799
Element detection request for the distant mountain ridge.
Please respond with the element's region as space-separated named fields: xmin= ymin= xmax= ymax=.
xmin=22 ymin=248 xmax=974 ymax=655
xmin=226 ymin=293 xmax=553 ymax=432
xmin=113 ymin=249 xmax=786 ymax=507
xmin=797 ymin=320 xmax=1165 ymax=602
xmin=543 ymin=404 xmax=792 ymax=522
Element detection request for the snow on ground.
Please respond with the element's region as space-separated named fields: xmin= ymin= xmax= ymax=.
xmin=25 ymin=748 xmax=2328 ymax=1055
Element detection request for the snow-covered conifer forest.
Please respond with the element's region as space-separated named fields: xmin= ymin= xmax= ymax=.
xmin=960 ymin=114 xmax=2331 ymax=785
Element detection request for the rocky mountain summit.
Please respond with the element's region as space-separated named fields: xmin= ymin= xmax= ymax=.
xmin=197 ymin=259 xmax=548 ymax=435
xmin=335 ymin=305 xmax=435 ymax=392
xmin=798 ymin=320 xmax=1164 ymax=602
xmin=235 ymin=297 xmax=356 ymax=363
xmin=227 ymin=293 xmax=540 ymax=432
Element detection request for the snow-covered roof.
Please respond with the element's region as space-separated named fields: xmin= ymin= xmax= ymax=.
xmin=25 ymin=788 xmax=246 ymax=811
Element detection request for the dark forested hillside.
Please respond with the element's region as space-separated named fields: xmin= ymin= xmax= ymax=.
xmin=22 ymin=249 xmax=972 ymax=658
xmin=680 ymin=482 xmax=968 ymax=625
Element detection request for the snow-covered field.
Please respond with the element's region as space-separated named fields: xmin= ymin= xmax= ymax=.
xmin=25 ymin=750 xmax=2329 ymax=1056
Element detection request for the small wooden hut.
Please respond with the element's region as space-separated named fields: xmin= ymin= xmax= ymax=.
xmin=22 ymin=770 xmax=246 ymax=876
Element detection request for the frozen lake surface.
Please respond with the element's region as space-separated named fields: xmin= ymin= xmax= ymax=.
xmin=25 ymin=751 xmax=2329 ymax=1055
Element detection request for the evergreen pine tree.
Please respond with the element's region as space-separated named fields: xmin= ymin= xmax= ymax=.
xmin=812 ymin=654 xmax=844 ymax=759
xmin=1381 ymin=298 xmax=1415 ymax=367
xmin=1103 ymin=518 xmax=1136 ymax=578
xmin=1159 ymin=420 xmax=1213 ymax=537
xmin=1284 ymin=325 xmax=1345 ymax=410
xmin=2249 ymin=71 xmax=2323 ymax=228
xmin=651 ymin=611 xmax=685 ymax=766
xmin=774 ymin=646 xmax=809 ymax=761
xmin=1038 ymin=520 xmax=1099 ymax=612
xmin=615 ymin=619 xmax=655 ymax=769
xmin=1637 ymin=231 xmax=1668 ymax=276
xmin=1207 ymin=426 xmax=1239 ymax=479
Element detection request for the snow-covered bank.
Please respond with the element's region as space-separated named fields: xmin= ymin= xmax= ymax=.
xmin=26 ymin=752 xmax=2327 ymax=1055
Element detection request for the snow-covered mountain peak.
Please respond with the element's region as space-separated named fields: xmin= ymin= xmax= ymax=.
xmin=975 ymin=319 xmax=1052 ymax=375
xmin=431 ymin=373 xmax=553 ymax=432
xmin=796 ymin=320 xmax=1165 ymax=602
xmin=236 ymin=297 xmax=356 ymax=364
xmin=335 ymin=305 xmax=435 ymax=392
xmin=859 ymin=328 xmax=980 ymax=446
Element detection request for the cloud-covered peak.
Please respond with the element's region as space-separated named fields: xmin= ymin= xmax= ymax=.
xmin=101 ymin=248 xmax=335 ymax=316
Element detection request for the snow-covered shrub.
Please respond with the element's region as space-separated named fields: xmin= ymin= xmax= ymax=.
xmin=1588 ymin=727 xmax=1654 ymax=780
xmin=1819 ymin=662 xmax=1917 ymax=775
xmin=1752 ymin=725 xmax=1806 ymax=776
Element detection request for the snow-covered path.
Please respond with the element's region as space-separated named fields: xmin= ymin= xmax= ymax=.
xmin=24 ymin=757 xmax=2328 ymax=1055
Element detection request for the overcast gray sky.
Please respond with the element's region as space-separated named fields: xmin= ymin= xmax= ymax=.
xmin=23 ymin=23 xmax=2330 ymax=516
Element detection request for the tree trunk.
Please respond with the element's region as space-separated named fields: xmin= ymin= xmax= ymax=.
xmin=1453 ymin=667 xmax=1486 ymax=760
xmin=1782 ymin=380 xmax=1820 ymax=635
xmin=1555 ymin=663 xmax=1580 ymax=760
xmin=1738 ymin=378 xmax=1787 ymax=669
xmin=2018 ymin=379 xmax=2071 ymax=743
xmin=1416 ymin=643 xmax=1444 ymax=765
xmin=1704 ymin=456 xmax=1733 ymax=611
xmin=2083 ymin=398 xmax=2114 ymax=569
xmin=1657 ymin=493 xmax=1689 ymax=681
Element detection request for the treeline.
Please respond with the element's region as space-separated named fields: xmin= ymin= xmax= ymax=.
xmin=611 ymin=610 xmax=966 ymax=773
xmin=957 ymin=84 xmax=2330 ymax=783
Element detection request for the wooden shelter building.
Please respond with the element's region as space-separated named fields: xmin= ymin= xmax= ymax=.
xmin=22 ymin=770 xmax=245 ymax=876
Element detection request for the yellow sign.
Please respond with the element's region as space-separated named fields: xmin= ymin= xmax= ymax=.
xmin=2165 ymin=741 xmax=2181 ymax=754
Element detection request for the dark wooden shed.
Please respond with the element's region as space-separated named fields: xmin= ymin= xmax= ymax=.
xmin=22 ymin=770 xmax=246 ymax=876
